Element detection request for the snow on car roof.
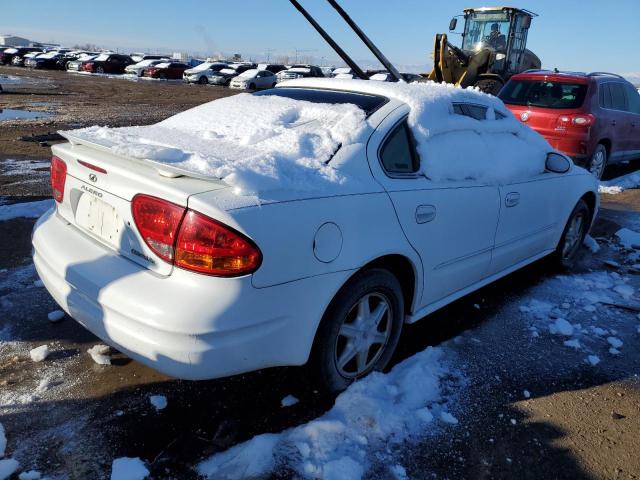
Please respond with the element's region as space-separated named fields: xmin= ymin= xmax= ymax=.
xmin=279 ymin=78 xmax=551 ymax=182
xmin=287 ymin=67 xmax=311 ymax=73
xmin=94 ymin=53 xmax=110 ymax=61
xmin=237 ymin=69 xmax=259 ymax=78
xmin=154 ymin=62 xmax=171 ymax=68
xmin=218 ymin=68 xmax=237 ymax=75
xmin=64 ymin=93 xmax=368 ymax=195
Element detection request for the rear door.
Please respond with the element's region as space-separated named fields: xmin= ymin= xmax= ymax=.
xmin=623 ymin=83 xmax=640 ymax=160
xmin=598 ymin=82 xmax=630 ymax=163
xmin=368 ymin=115 xmax=500 ymax=308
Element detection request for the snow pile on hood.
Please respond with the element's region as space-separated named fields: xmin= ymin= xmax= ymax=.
xmin=197 ymin=346 xmax=459 ymax=479
xmin=64 ymin=93 xmax=367 ymax=195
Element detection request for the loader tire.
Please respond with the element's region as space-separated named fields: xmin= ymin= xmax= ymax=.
xmin=474 ymin=78 xmax=503 ymax=96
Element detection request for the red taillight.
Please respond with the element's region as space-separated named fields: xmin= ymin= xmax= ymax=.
xmin=50 ymin=156 xmax=67 ymax=203
xmin=131 ymin=195 xmax=261 ymax=276
xmin=175 ymin=211 xmax=262 ymax=276
xmin=82 ymin=63 xmax=93 ymax=71
xmin=131 ymin=194 xmax=185 ymax=262
xmin=557 ymin=113 xmax=595 ymax=128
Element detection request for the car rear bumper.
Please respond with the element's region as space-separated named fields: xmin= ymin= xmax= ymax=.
xmin=32 ymin=208 xmax=347 ymax=380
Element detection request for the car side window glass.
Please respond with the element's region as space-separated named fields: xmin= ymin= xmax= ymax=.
xmin=380 ymin=121 xmax=420 ymax=174
xmin=623 ymin=84 xmax=640 ymax=114
xmin=609 ymin=83 xmax=627 ymax=110
xmin=452 ymin=102 xmax=488 ymax=120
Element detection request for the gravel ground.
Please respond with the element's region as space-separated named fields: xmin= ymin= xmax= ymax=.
xmin=1 ymin=66 xmax=639 ymax=479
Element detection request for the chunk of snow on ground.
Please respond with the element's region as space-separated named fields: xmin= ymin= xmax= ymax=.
xmin=110 ymin=457 xmax=149 ymax=480
xmin=587 ymin=355 xmax=600 ymax=366
xmin=197 ymin=433 xmax=279 ymax=480
xmin=583 ymin=235 xmax=600 ymax=253
xmin=416 ymin=407 xmax=434 ymax=423
xmin=523 ymin=390 xmax=531 ymax=399
xmin=0 ymin=422 xmax=5 ymax=457
xmin=47 ymin=310 xmax=64 ymax=322
xmin=615 ymin=228 xmax=640 ymax=249
xmin=87 ymin=344 xmax=111 ymax=365
xmin=29 ymin=345 xmax=49 ymax=362
xmin=390 ymin=464 xmax=408 ymax=480
xmin=613 ymin=284 xmax=634 ymax=299
xmin=18 ymin=471 xmax=41 ymax=480
xmin=563 ymin=339 xmax=582 ymax=350
xmin=599 ymin=170 xmax=640 ymax=195
xmin=440 ymin=411 xmax=459 ymax=425
xmin=32 ymin=279 xmax=44 ymax=288
xmin=510 ymin=419 xmax=517 ymax=425
xmin=591 ymin=326 xmax=608 ymax=336
xmin=149 ymin=395 xmax=167 ymax=411
xmin=0 ymin=200 xmax=53 ymax=221
xmin=280 ymin=395 xmax=299 ymax=408
xmin=607 ymin=337 xmax=623 ymax=349
xmin=323 ymin=456 xmax=364 ymax=480
xmin=0 ymin=459 xmax=19 ymax=480
xmin=198 ymin=346 xmax=453 ymax=479
xmin=609 ymin=347 xmax=621 ymax=355
xmin=549 ymin=318 xmax=574 ymax=336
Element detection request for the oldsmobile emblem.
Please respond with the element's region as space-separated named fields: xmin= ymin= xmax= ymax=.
xmin=520 ymin=111 xmax=530 ymax=122
xmin=89 ymin=173 xmax=98 ymax=182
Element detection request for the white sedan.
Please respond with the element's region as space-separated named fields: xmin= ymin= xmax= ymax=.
xmin=229 ymin=69 xmax=277 ymax=90
xmin=33 ymin=78 xmax=598 ymax=392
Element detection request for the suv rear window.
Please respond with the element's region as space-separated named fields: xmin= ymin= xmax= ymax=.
xmin=499 ymin=80 xmax=587 ymax=109
xmin=254 ymin=88 xmax=388 ymax=116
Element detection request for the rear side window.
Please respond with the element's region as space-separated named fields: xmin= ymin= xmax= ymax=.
xmin=380 ymin=121 xmax=420 ymax=174
xmin=453 ymin=103 xmax=488 ymax=120
xmin=499 ymin=80 xmax=587 ymax=109
xmin=600 ymin=83 xmax=628 ymax=110
xmin=624 ymin=84 xmax=640 ymax=114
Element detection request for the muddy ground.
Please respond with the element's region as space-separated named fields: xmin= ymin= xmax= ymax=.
xmin=1 ymin=65 xmax=640 ymax=480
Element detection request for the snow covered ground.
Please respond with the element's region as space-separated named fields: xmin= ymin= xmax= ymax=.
xmin=600 ymin=169 xmax=640 ymax=195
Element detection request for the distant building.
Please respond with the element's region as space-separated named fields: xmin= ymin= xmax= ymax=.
xmin=0 ymin=34 xmax=31 ymax=47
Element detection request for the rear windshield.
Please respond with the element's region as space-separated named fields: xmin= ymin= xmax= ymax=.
xmin=255 ymin=87 xmax=388 ymax=116
xmin=499 ymin=80 xmax=588 ymax=109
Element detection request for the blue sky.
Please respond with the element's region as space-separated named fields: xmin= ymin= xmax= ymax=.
xmin=2 ymin=0 xmax=639 ymax=75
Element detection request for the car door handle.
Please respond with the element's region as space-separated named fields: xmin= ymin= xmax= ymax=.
xmin=505 ymin=192 xmax=520 ymax=207
xmin=415 ymin=205 xmax=436 ymax=224
xmin=611 ymin=120 xmax=617 ymax=126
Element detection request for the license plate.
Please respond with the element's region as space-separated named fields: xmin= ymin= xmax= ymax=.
xmin=75 ymin=194 xmax=122 ymax=247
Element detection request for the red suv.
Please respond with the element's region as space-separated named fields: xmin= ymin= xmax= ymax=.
xmin=499 ymin=71 xmax=640 ymax=178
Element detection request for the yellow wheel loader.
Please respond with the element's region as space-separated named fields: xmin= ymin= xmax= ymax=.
xmin=428 ymin=7 xmax=541 ymax=95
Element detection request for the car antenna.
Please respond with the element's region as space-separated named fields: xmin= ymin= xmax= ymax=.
xmin=326 ymin=0 xmax=403 ymax=82
xmin=288 ymin=0 xmax=368 ymax=80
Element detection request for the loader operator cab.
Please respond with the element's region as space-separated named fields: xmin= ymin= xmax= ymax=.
xmin=436 ymin=7 xmax=540 ymax=95
xmin=457 ymin=8 xmax=534 ymax=76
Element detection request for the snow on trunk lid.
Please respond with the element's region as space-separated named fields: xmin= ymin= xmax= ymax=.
xmin=51 ymin=141 xmax=228 ymax=276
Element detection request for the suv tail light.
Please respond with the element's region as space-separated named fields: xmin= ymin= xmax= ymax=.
xmin=131 ymin=194 xmax=261 ymax=276
xmin=50 ymin=156 xmax=67 ymax=203
xmin=557 ymin=113 xmax=595 ymax=128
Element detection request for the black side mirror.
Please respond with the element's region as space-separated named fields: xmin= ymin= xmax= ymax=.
xmin=545 ymin=152 xmax=571 ymax=173
xmin=521 ymin=15 xmax=532 ymax=30
xmin=449 ymin=18 xmax=458 ymax=31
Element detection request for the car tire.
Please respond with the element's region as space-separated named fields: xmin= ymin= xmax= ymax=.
xmin=553 ymin=199 xmax=590 ymax=269
xmin=587 ymin=144 xmax=607 ymax=180
xmin=198 ymin=76 xmax=208 ymax=84
xmin=309 ymin=268 xmax=404 ymax=393
xmin=96 ymin=66 xmax=104 ymax=74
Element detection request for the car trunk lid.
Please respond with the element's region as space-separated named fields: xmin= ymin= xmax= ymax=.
xmin=52 ymin=134 xmax=230 ymax=276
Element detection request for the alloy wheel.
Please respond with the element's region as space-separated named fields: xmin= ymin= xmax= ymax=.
xmin=562 ymin=213 xmax=585 ymax=260
xmin=589 ymin=150 xmax=605 ymax=179
xmin=334 ymin=292 xmax=392 ymax=378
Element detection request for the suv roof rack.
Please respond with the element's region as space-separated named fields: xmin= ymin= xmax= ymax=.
xmin=587 ymin=72 xmax=624 ymax=79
